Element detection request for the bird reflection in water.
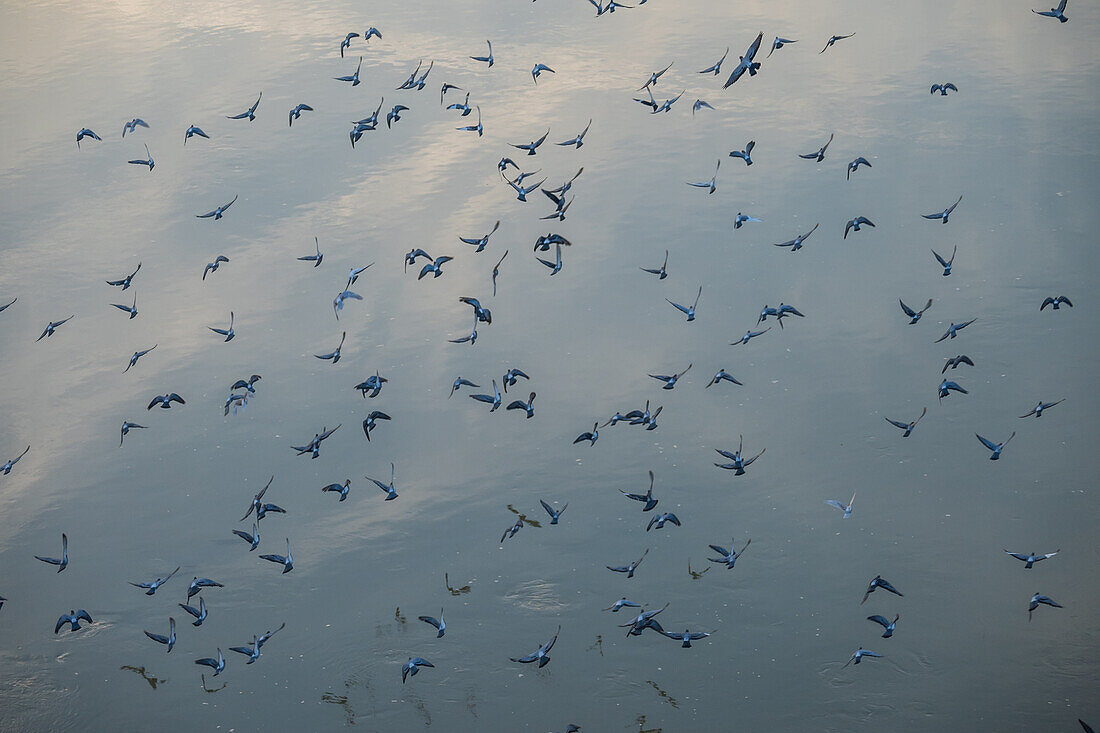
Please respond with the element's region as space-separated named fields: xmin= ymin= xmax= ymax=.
xmin=119 ymin=665 xmax=165 ymax=690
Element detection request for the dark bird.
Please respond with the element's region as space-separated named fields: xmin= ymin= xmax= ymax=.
xmin=259 ymin=537 xmax=294 ymax=573
xmin=449 ymin=377 xmax=479 ymax=398
xmin=938 ymin=379 xmax=968 ymax=401
xmin=867 ymin=614 xmax=900 ymax=638
xmin=607 ymin=548 xmax=649 ymax=578
xmin=120 ymin=421 xmax=146 ymax=445
xmin=557 ymin=119 xmax=591 ymax=148
xmin=932 ymin=245 xmax=958 ymax=276
xmin=55 ymin=609 xmax=93 ymax=634
xmin=419 ymin=256 xmax=453 ymax=280
xmin=844 ymin=216 xmax=875 ymax=238
xmin=511 ymin=129 xmax=549 ymax=156
xmin=188 ymin=577 xmax=223 ymax=600
xmin=110 ymin=292 xmax=138 ymax=319
xmin=203 ymin=255 xmax=229 ymax=280
xmin=460 ymin=296 xmax=492 ymax=325
xmin=714 ymin=435 xmax=766 ymax=475
xmin=470 ymin=380 xmax=502 ymax=412
xmin=354 ymin=372 xmax=388 ymax=398
xmin=367 ymin=462 xmax=399 ymax=501
xmin=506 ymin=392 xmax=536 ymax=419
xmin=843 ymin=648 xmax=882 ymax=667
xmin=510 ymin=626 xmax=560 ymax=668
xmin=147 ymin=393 xmax=185 ymax=410
xmin=540 ymin=499 xmax=567 ymax=525
xmin=698 ymin=47 xmax=729 ymax=74
xmin=334 ymin=56 xmax=362 ymax=85
xmin=730 ymin=327 xmax=771 ymax=346
xmin=942 ymin=354 xmax=974 ymax=373
xmin=36 ymin=316 xmax=74 ymax=341
xmin=820 ymin=33 xmax=855 ymax=53
xmin=402 ymin=657 xmax=434 ymax=682
xmin=604 ymin=598 xmax=642 ymax=612
xmin=824 ymin=491 xmax=857 ymax=518
xmin=847 ymin=157 xmax=872 ymax=180
xmin=885 ymin=408 xmax=926 ymax=437
xmin=121 ymin=118 xmax=149 ymax=137
xmin=619 ymin=471 xmax=659 ymax=511
xmin=130 ymin=566 xmax=180 ymax=595
xmin=646 ymin=512 xmax=680 ymax=531
xmin=0 ymin=297 xmax=15 ymax=313
xmin=321 ymin=480 xmax=351 ymax=502
xmin=196 ymin=195 xmax=238 ymax=220
xmin=291 ymin=424 xmax=340 ymax=458
xmin=649 ymin=363 xmax=692 ymax=390
xmin=773 ymin=223 xmax=818 ymax=252
xmin=706 ymin=368 xmax=742 ymax=388
xmin=767 ymin=37 xmax=797 ymax=57
xmin=314 ymin=332 xmax=346 ymax=363
xmin=298 ymin=237 xmax=323 ymax=267
xmin=536 ymin=243 xmax=564 ymax=275
xmin=208 ymin=311 xmax=235 ymax=342
xmin=231 ymin=374 xmax=261 ymax=395
xmin=470 ymin=40 xmax=494 ymax=67
xmin=419 ymin=609 xmax=446 ymax=638
xmin=76 ymin=128 xmax=101 ymax=147
xmin=459 ymin=220 xmax=500 ymax=253
xmin=1032 ymin=0 xmax=1069 ymax=22
xmin=619 ymin=604 xmax=668 ymax=636
xmin=241 ymin=476 xmax=274 ymax=521
xmin=194 ymin=648 xmax=225 ymax=676
xmin=456 ymin=105 xmax=483 ymax=136
xmin=531 ymin=63 xmax=555 ymax=84
xmin=899 ymin=298 xmax=932 ymax=324
xmin=386 ymin=104 xmax=408 ymax=128
xmin=178 ymin=596 xmax=208 ymax=626
xmin=976 ymin=432 xmax=1015 ymax=460
xmin=639 ymin=61 xmax=673 ymax=90
xmin=923 ymin=195 xmax=963 ymax=223
xmin=574 ymin=422 xmax=600 ymax=446
xmin=127 ymin=144 xmax=155 ymax=171
xmin=1004 ymin=549 xmax=1060 ymax=569
xmin=723 ymin=32 xmax=763 ymax=88
xmin=288 ymin=103 xmax=314 ymax=127
xmin=641 ymin=250 xmax=669 ymax=279
xmin=1019 ymin=399 xmax=1064 ymax=418
xmin=728 ymin=140 xmax=755 ymax=166
xmin=183 ymin=124 xmax=209 ymax=143
xmin=734 ymin=212 xmax=762 ymax=229
xmin=686 ymin=160 xmax=720 ymax=194
xmin=232 ymin=522 xmax=260 ymax=550
xmin=227 ymin=92 xmax=262 ymax=121
xmin=1 ymin=445 xmax=29 ymax=475
xmin=661 ymin=629 xmax=712 ymax=648
xmin=229 ymin=636 xmax=261 ymax=664
xmin=34 ymin=532 xmax=68 ymax=572
xmin=799 ymin=133 xmax=834 ymax=162
xmin=1040 ymin=295 xmax=1072 ymax=310
xmin=692 ymin=99 xmax=716 ymax=114
xmin=445 ymin=90 xmax=470 ymax=115
xmin=1029 ymin=593 xmax=1063 ymax=620
xmin=934 ymin=318 xmax=976 ymax=343
xmin=144 ymin=617 xmax=176 ymax=652
xmin=362 ymin=411 xmax=391 ymax=441
xmin=861 ymin=576 xmax=903 ymax=604
xmin=930 ymin=82 xmax=959 ymax=95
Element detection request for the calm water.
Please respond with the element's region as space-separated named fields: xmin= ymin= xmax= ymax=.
xmin=1 ymin=0 xmax=1098 ymax=730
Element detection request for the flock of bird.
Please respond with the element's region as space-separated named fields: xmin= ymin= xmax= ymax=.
xmin=0 ymin=0 xmax=1090 ymax=730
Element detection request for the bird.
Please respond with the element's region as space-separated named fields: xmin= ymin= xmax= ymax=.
xmin=511 ymin=129 xmax=549 ymax=156
xmin=723 ymin=32 xmax=763 ymax=88
xmin=1019 ymin=399 xmax=1065 ymax=418
xmin=931 ymin=245 xmax=958 ymax=276
xmin=1029 ymin=593 xmax=1063 ymax=620
xmin=501 ymin=517 xmax=524 ymax=543
xmin=540 ymin=499 xmax=568 ymax=525
xmin=649 ymin=363 xmax=692 ymax=390
xmin=147 ymin=393 xmax=185 ymax=410
xmin=321 ymin=480 xmax=351 ymax=502
xmin=938 ymin=379 xmax=968 ymax=401
xmin=458 ymin=220 xmax=500 ymax=253
xmin=686 ymin=160 xmax=720 ymax=194
xmin=1004 ymin=549 xmax=1060 ymax=569
xmin=692 ymin=99 xmax=716 ymax=115
xmin=34 ymin=533 xmax=68 ymax=572
xmin=288 ymin=103 xmax=314 ymax=126
xmin=178 ymin=596 xmax=207 ymax=626
xmin=76 ymin=128 xmax=101 ymax=147
xmin=457 ymin=105 xmax=483 ymax=136
xmin=934 ymin=318 xmax=977 ymax=343
xmin=768 ymin=37 xmax=797 ymax=57
xmin=196 ymin=195 xmax=238 ymax=220
xmin=706 ymin=369 xmax=742 ymax=388
xmin=183 ymin=124 xmax=209 ymax=143
xmin=36 ymin=316 xmax=74 ymax=341
xmin=844 ymin=216 xmax=875 ymax=238
xmin=707 ymin=536 xmax=751 ymax=569
xmin=120 ymin=421 xmax=146 ymax=445
xmin=55 ymin=609 xmax=94 ymax=634
xmin=923 ymin=195 xmax=963 ymax=223
xmin=187 ymin=577 xmax=223 ymax=600
xmin=930 ymin=82 xmax=959 ymax=95
xmin=607 ymin=548 xmax=649 ymax=578
xmin=666 ymin=287 xmax=702 ymax=322
xmin=714 ymin=435 xmax=766 ymax=475
xmin=458 ymin=297 xmax=492 ymax=326
xmin=531 ymin=63 xmax=555 ymax=84
xmin=418 ymin=609 xmax=446 ymax=638
xmin=298 ymin=237 xmax=323 ymax=267
xmin=419 ymin=256 xmax=453 ymax=280
xmin=363 ymin=26 xmax=382 ymax=41
xmin=402 ymin=657 xmax=434 ymax=682
xmin=510 ymin=626 xmax=560 ymax=668
xmin=506 ymin=392 xmax=536 ymax=419
xmin=291 ymin=424 xmax=340 ymax=459
xmin=367 ymin=463 xmax=399 ymax=501
xmin=536 ymin=243 xmax=564 ymax=275
xmin=639 ymin=250 xmax=669 ymax=280
xmin=639 ymin=62 xmax=674 ymax=90
xmin=698 ymin=47 xmax=729 ymax=74
xmin=652 ymin=89 xmax=686 ymax=114
xmin=449 ymin=378 xmax=479 ymax=399
xmin=773 ymin=223 xmax=819 ymax=252
xmin=361 ymin=411 xmax=391 ymax=442
xmin=0 ymin=297 xmax=15 ymax=313
xmin=574 ymin=422 xmax=600 ymax=446
xmin=847 ymin=157 xmax=872 ymax=180
xmin=208 ymin=312 xmax=235 ymax=342
xmin=127 ymin=144 xmax=154 ymax=171
xmin=843 ymin=648 xmax=882 ymax=667
xmin=820 ymin=33 xmax=856 ymax=53
xmin=334 ymin=56 xmax=362 ymax=85
xmin=257 ymin=622 xmax=285 ymax=649
xmin=232 ymin=522 xmax=260 ymax=550
xmin=109 ymin=293 xmax=138 ymax=319
xmin=728 ymin=140 xmax=755 ymax=166
xmin=824 ymin=492 xmax=857 ymax=518
xmin=386 ymin=105 xmax=408 ymax=128
xmin=733 ymin=212 xmax=762 ymax=229
xmin=885 ymin=408 xmax=927 ymax=437
xmin=976 ymin=432 xmax=1015 ymax=460
xmin=227 ymin=92 xmax=262 ymax=121
xmin=314 ymin=332 xmax=346 ymax=363
xmin=1032 ymin=0 xmax=1069 ymax=22
xmin=942 ymin=354 xmax=975 ymax=373
xmin=470 ymin=40 xmax=494 ymax=67
xmin=0 ymin=445 xmax=29 ymax=476
xmin=470 ymin=380 xmax=502 ymax=412
xmin=619 ymin=471 xmax=659 ymax=511
xmin=122 ymin=118 xmax=151 ymax=138
xmin=444 ymin=89 xmax=470 ymax=114
xmin=332 ymin=290 xmax=362 ymax=320
xmin=646 ymin=512 xmax=680 ymax=531
xmin=203 ymin=256 xmax=229 ymax=280
xmin=229 ymin=636 xmax=262 ymax=664
xmin=557 ymin=120 xmax=592 ymax=148
xmin=194 ymin=649 xmax=225 ymax=676
xmin=241 ymin=476 xmax=275 ymax=520
xmin=354 ymin=372 xmax=388 ymax=399
xmin=130 ymin=566 xmax=180 ymax=595
xmin=899 ymin=298 xmax=933 ymax=324
xmin=345 ymin=264 xmax=373 ymax=288
xmin=861 ymin=576 xmax=903 ymax=604
xmin=144 ymin=617 xmax=176 ymax=652
xmin=800 ymin=134 xmax=831 ymax=162
xmin=867 ymin=614 xmax=900 ymax=638
xmin=259 ymin=537 xmax=294 ymax=573
xmin=1040 ymin=296 xmax=1073 ymax=310
xmin=661 ymin=629 xmax=712 ymax=648
xmin=603 ymin=598 xmax=642 ymax=612
xmin=619 ymin=605 xmax=668 ymax=637
xmin=730 ymin=327 xmax=771 ymax=346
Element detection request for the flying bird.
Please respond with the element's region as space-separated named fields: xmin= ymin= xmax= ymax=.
xmin=975 ymin=432 xmax=1015 ymax=460
xmin=1032 ymin=0 xmax=1069 ymax=22
xmin=923 ymin=195 xmax=963 ymax=223
xmin=227 ymin=92 xmax=262 ymax=121
xmin=723 ymin=32 xmax=763 ymax=88
xmin=861 ymin=576 xmax=903 ymax=604
xmin=885 ymin=408 xmax=926 ymax=437
xmin=899 ymin=298 xmax=933 ymax=324
xmin=34 ymin=533 xmax=68 ymax=572
xmin=824 ymin=492 xmax=857 ymax=518
xmin=1019 ymin=399 xmax=1064 ymax=418
xmin=820 ymin=33 xmax=856 ymax=53
xmin=196 ymin=195 xmax=238 ymax=220
xmin=1004 ymin=549 xmax=1060 ymax=569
